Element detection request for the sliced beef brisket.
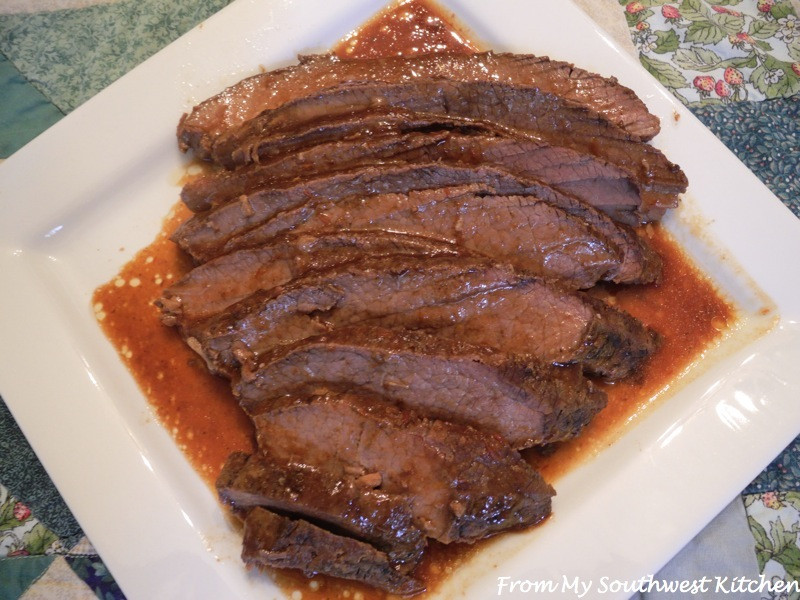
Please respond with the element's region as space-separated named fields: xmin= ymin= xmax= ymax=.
xmin=217 ymin=451 xmax=427 ymax=568
xmin=209 ymin=79 xmax=669 ymax=182
xmin=178 ymin=51 xmax=659 ymax=158
xmin=250 ymin=388 xmax=555 ymax=544
xmin=240 ymin=507 xmax=425 ymax=595
xmin=180 ymin=130 xmax=453 ymax=216
xmin=409 ymin=132 xmax=684 ymax=223
xmin=175 ymin=45 xmax=679 ymax=599
xmin=235 ymin=326 xmax=607 ymax=448
xmin=185 ymin=254 xmax=518 ymax=375
xmin=180 ymin=114 xmax=503 ymax=213
xmin=181 ymin=113 xmax=660 ymax=212
xmin=220 ymin=185 xmax=632 ymax=289
xmin=186 ymin=255 xmax=659 ymax=380
xmin=374 ymin=283 xmax=659 ymax=382
xmin=157 ymin=231 xmax=459 ymax=325
xmin=180 ymin=129 xmax=683 ymax=229
xmin=175 ymin=163 xmax=661 ymax=283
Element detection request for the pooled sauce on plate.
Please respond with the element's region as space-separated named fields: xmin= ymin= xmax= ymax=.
xmin=92 ymin=1 xmax=734 ymax=598
xmin=337 ymin=0 xmax=480 ymax=57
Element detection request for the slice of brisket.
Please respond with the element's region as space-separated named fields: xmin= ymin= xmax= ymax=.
xmin=175 ymin=163 xmax=663 ymax=282
xmin=200 ymin=109 xmax=496 ymax=197
xmin=220 ymin=184 xmax=627 ymax=289
xmin=240 ymin=507 xmax=425 ymax=595
xmin=178 ymin=51 xmax=659 ymax=158
xmin=180 ymin=113 xmax=499 ymax=213
xmin=185 ymin=254 xmax=517 ymax=375
xmin=186 ymin=255 xmax=659 ymax=380
xmin=180 ymin=128 xmax=684 ymax=228
xmin=250 ymin=388 xmax=555 ymax=544
xmin=208 ymin=80 xmax=664 ymax=174
xmin=234 ymin=326 xmax=607 ymax=448
xmin=411 ymin=132 xmax=685 ymax=222
xmin=217 ymin=451 xmax=427 ymax=569
xmin=157 ymin=231 xmax=459 ymax=325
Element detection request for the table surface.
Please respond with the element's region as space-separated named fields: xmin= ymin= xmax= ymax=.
xmin=0 ymin=1 xmax=799 ymax=599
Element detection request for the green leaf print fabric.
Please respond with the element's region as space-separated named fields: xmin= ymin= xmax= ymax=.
xmin=621 ymin=0 xmax=800 ymax=104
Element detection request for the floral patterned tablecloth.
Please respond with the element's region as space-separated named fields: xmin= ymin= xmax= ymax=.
xmin=0 ymin=1 xmax=798 ymax=598
xmin=625 ymin=0 xmax=800 ymax=104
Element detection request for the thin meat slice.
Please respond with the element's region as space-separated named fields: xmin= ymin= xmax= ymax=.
xmin=182 ymin=113 xmax=650 ymax=216
xmin=177 ymin=51 xmax=659 ymax=158
xmin=374 ymin=285 xmax=658 ymax=382
xmin=174 ymin=152 xmax=495 ymax=261
xmin=216 ymin=108 xmax=427 ymax=176
xmin=185 ymin=255 xmax=659 ymax=381
xmin=182 ymin=129 xmax=683 ymax=229
xmin=223 ymin=184 xmax=626 ymax=289
xmin=180 ymin=110 xmax=490 ymax=212
xmin=403 ymin=132 xmax=684 ymax=223
xmin=240 ymin=507 xmax=425 ymax=595
xmin=251 ymin=388 xmax=555 ymax=544
xmin=188 ymin=109 xmax=490 ymax=208
xmin=157 ymin=231 xmax=459 ymax=325
xmin=185 ymin=254 xmax=517 ymax=375
xmin=175 ymin=162 xmax=660 ymax=283
xmin=209 ymin=80 xmax=663 ymax=172
xmin=235 ymin=326 xmax=607 ymax=448
xmin=180 ymin=128 xmax=459 ymax=214
xmin=217 ymin=451 xmax=427 ymax=569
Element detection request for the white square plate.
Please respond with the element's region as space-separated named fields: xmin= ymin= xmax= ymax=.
xmin=1 ymin=0 xmax=799 ymax=598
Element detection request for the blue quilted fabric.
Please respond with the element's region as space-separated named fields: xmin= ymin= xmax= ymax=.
xmin=689 ymin=97 xmax=800 ymax=218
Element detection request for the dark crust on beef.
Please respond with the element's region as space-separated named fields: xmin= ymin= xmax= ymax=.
xmin=241 ymin=507 xmax=425 ymax=595
xmin=217 ymin=451 xmax=427 ymax=568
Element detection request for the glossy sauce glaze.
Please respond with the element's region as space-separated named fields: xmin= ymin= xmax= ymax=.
xmin=337 ymin=0 xmax=480 ymax=57
xmin=92 ymin=1 xmax=734 ymax=598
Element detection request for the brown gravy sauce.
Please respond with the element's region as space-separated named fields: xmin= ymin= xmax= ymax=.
xmin=92 ymin=1 xmax=734 ymax=598
xmin=337 ymin=0 xmax=481 ymax=58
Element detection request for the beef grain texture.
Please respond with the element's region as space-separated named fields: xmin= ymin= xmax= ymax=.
xmin=181 ymin=110 xmax=668 ymax=218
xmin=181 ymin=118 xmax=486 ymax=213
xmin=251 ymin=388 xmax=555 ymax=544
xmin=181 ymin=127 xmax=684 ymax=228
xmin=210 ymin=184 xmax=651 ymax=290
xmin=175 ymin=162 xmax=661 ymax=281
xmin=235 ymin=326 xmax=607 ymax=448
xmin=209 ymin=80 xmax=669 ymax=195
xmin=178 ymin=52 xmax=659 ymax=158
xmin=241 ymin=507 xmax=425 ymax=595
xmin=217 ymin=451 xmax=427 ymax=569
xmin=186 ymin=255 xmax=659 ymax=381
xmin=157 ymin=230 xmax=459 ymax=325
